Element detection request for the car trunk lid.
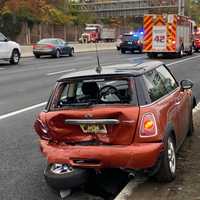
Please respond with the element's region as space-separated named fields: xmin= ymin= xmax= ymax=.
xmin=45 ymin=106 xmax=139 ymax=145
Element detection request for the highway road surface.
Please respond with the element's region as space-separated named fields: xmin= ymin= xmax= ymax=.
xmin=0 ymin=50 xmax=200 ymax=200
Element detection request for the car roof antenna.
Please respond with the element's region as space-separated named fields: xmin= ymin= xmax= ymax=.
xmin=95 ymin=42 xmax=102 ymax=74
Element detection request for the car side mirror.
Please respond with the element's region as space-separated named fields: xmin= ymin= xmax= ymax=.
xmin=180 ymin=79 xmax=193 ymax=91
xmin=4 ymin=38 xmax=8 ymax=42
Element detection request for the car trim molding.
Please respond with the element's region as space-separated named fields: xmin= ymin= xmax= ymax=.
xmin=64 ymin=119 xmax=119 ymax=125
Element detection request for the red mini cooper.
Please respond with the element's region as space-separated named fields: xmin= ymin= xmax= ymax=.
xmin=34 ymin=61 xmax=195 ymax=190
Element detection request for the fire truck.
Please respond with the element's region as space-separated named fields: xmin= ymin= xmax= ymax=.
xmin=143 ymin=14 xmax=193 ymax=58
xmin=193 ymin=27 xmax=200 ymax=52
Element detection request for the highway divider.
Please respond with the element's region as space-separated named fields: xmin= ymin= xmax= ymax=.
xmin=21 ymin=42 xmax=116 ymax=58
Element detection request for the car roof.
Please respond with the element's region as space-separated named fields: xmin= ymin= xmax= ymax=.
xmin=58 ymin=61 xmax=164 ymax=82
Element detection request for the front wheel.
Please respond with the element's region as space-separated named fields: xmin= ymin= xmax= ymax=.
xmin=69 ymin=48 xmax=74 ymax=57
xmin=155 ymin=135 xmax=176 ymax=182
xmin=44 ymin=163 xmax=89 ymax=190
xmin=10 ymin=49 xmax=20 ymax=65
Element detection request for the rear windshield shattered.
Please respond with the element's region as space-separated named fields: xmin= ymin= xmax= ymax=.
xmin=51 ymin=77 xmax=136 ymax=109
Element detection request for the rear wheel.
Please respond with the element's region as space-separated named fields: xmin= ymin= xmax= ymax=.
xmin=188 ymin=46 xmax=193 ymax=55
xmin=121 ymin=49 xmax=126 ymax=54
xmin=155 ymin=135 xmax=176 ymax=182
xmin=10 ymin=49 xmax=20 ymax=65
xmin=44 ymin=163 xmax=89 ymax=190
xmin=177 ymin=45 xmax=184 ymax=58
xmin=54 ymin=49 xmax=60 ymax=58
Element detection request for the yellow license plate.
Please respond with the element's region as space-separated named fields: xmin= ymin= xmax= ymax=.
xmin=80 ymin=124 xmax=107 ymax=134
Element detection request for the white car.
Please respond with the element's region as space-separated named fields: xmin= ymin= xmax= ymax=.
xmin=0 ymin=32 xmax=21 ymax=65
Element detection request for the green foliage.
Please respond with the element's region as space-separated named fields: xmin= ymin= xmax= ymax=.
xmin=0 ymin=0 xmax=96 ymax=38
xmin=190 ymin=0 xmax=200 ymax=24
xmin=0 ymin=13 xmax=22 ymax=40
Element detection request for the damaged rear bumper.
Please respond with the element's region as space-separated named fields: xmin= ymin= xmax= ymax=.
xmin=40 ymin=140 xmax=164 ymax=170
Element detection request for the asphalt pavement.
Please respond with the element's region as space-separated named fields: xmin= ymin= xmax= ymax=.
xmin=0 ymin=50 xmax=200 ymax=200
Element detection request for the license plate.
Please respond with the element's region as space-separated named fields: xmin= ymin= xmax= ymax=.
xmin=128 ymin=41 xmax=132 ymax=44
xmin=80 ymin=124 xmax=107 ymax=134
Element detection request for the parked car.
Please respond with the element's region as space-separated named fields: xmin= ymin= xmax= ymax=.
xmin=33 ymin=38 xmax=74 ymax=58
xmin=0 ymin=32 xmax=21 ymax=65
xmin=121 ymin=33 xmax=143 ymax=54
xmin=34 ymin=61 xmax=196 ymax=190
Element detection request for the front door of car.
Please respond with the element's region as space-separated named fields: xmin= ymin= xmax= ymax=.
xmin=0 ymin=33 xmax=9 ymax=59
xmin=156 ymin=65 xmax=189 ymax=145
xmin=59 ymin=40 xmax=69 ymax=55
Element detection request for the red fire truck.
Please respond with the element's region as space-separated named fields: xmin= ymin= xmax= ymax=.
xmin=193 ymin=27 xmax=200 ymax=52
xmin=143 ymin=14 xmax=193 ymax=58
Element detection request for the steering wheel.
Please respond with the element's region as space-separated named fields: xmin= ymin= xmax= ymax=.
xmin=98 ymin=85 xmax=119 ymax=99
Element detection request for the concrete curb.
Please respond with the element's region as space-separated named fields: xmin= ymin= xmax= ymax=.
xmin=21 ymin=43 xmax=116 ymax=58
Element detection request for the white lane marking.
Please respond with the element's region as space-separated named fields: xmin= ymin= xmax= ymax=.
xmin=167 ymin=54 xmax=200 ymax=66
xmin=46 ymin=69 xmax=75 ymax=76
xmin=0 ymin=102 xmax=47 ymax=120
xmin=0 ymin=68 xmax=5 ymax=70
xmin=114 ymin=177 xmax=147 ymax=200
xmin=0 ymin=56 xmax=200 ymax=121
xmin=128 ymin=56 xmax=146 ymax=61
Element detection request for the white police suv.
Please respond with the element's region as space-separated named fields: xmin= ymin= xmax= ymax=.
xmin=0 ymin=32 xmax=21 ymax=65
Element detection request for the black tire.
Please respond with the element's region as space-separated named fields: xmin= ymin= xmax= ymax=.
xmin=121 ymin=49 xmax=126 ymax=54
xmin=34 ymin=54 xmax=40 ymax=58
xmin=54 ymin=49 xmax=60 ymax=58
xmin=147 ymin=52 xmax=157 ymax=59
xmin=44 ymin=164 xmax=89 ymax=190
xmin=117 ymin=47 xmax=120 ymax=51
xmin=69 ymin=48 xmax=74 ymax=57
xmin=155 ymin=135 xmax=176 ymax=182
xmin=10 ymin=49 xmax=20 ymax=65
xmin=187 ymin=108 xmax=194 ymax=136
xmin=188 ymin=46 xmax=193 ymax=55
xmin=177 ymin=45 xmax=184 ymax=58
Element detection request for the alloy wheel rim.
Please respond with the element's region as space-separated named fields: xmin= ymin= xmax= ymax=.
xmin=168 ymin=138 xmax=176 ymax=174
xmin=57 ymin=50 xmax=60 ymax=58
xmin=50 ymin=164 xmax=73 ymax=175
xmin=13 ymin=53 xmax=19 ymax=63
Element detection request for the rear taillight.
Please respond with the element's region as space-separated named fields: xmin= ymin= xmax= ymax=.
xmin=33 ymin=44 xmax=36 ymax=49
xmin=34 ymin=119 xmax=51 ymax=140
xmin=46 ymin=44 xmax=55 ymax=49
xmin=139 ymin=113 xmax=158 ymax=138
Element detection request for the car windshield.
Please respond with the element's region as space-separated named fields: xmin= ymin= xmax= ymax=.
xmin=122 ymin=34 xmax=139 ymax=42
xmin=51 ymin=77 xmax=136 ymax=109
xmin=38 ymin=39 xmax=58 ymax=45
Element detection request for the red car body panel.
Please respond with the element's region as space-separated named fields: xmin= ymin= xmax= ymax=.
xmin=40 ymin=140 xmax=164 ymax=169
xmin=45 ymin=106 xmax=139 ymax=145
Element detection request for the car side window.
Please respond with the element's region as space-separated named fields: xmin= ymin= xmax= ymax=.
xmin=0 ymin=33 xmax=6 ymax=41
xmin=143 ymin=69 xmax=168 ymax=102
xmin=156 ymin=65 xmax=178 ymax=93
